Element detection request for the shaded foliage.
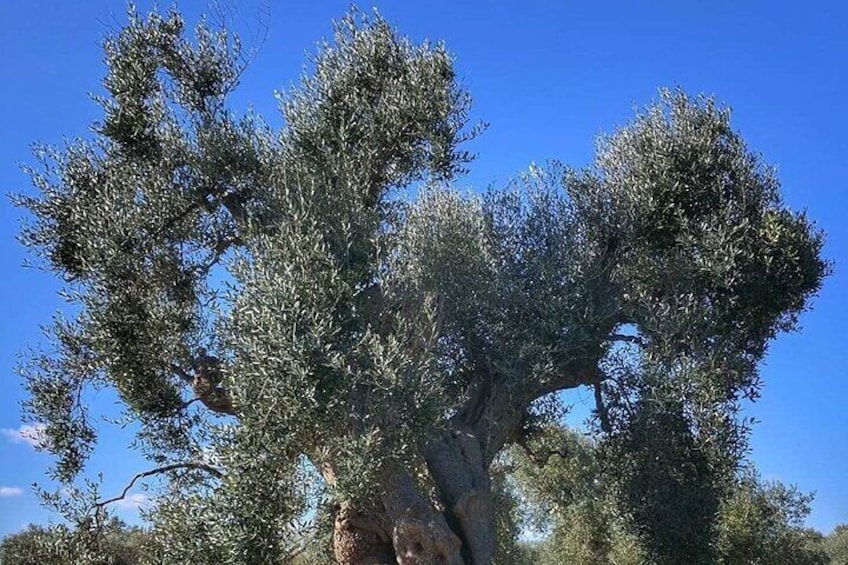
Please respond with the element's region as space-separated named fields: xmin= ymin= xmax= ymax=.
xmin=606 ymin=395 xmax=721 ymax=564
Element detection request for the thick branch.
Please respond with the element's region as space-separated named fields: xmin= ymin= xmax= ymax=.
xmin=221 ymin=192 xmax=247 ymax=226
xmin=171 ymin=353 xmax=238 ymax=416
xmin=536 ymin=362 xmax=604 ymax=401
xmin=420 ymin=359 xmax=608 ymax=562
xmin=424 ymin=426 xmax=494 ymax=564
xmin=609 ymin=333 xmax=646 ymax=347
xmin=383 ymin=467 xmax=463 ymax=564
xmin=517 ymin=438 xmax=569 ymax=467
xmin=331 ymin=466 xmax=463 ymax=565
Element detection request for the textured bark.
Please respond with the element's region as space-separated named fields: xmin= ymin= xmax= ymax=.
xmin=333 ymin=502 xmax=396 ymax=564
xmin=424 ymin=426 xmax=495 ymax=565
xmin=332 ymin=361 xmax=606 ymax=564
xmin=382 ymin=469 xmax=463 ymax=564
xmin=333 ymin=467 xmax=463 ymax=565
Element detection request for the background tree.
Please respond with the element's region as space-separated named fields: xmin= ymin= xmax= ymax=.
xmin=715 ymin=472 xmax=829 ymax=565
xmin=14 ymin=5 xmax=828 ymax=564
xmin=0 ymin=518 xmax=148 ymax=565
xmin=604 ymin=394 xmax=721 ymax=564
xmin=824 ymin=525 xmax=848 ymax=565
xmin=508 ymin=422 xmax=831 ymax=565
xmin=509 ymin=423 xmax=646 ymax=565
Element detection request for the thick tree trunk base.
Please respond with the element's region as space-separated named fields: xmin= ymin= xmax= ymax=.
xmin=334 ymin=503 xmax=396 ymax=564
xmin=424 ymin=427 xmax=495 ymax=564
xmin=332 ymin=469 xmax=463 ymax=565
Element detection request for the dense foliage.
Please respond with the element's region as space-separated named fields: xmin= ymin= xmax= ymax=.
xmin=13 ymin=5 xmax=828 ymax=563
xmin=0 ymin=519 xmax=147 ymax=565
xmin=824 ymin=525 xmax=848 ymax=565
xmin=6 ymin=447 xmax=844 ymax=564
xmin=508 ymin=424 xmax=835 ymax=565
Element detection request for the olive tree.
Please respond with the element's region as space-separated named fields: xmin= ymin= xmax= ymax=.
xmin=508 ymin=424 xmax=647 ymax=565
xmin=0 ymin=519 xmax=148 ymax=565
xmin=716 ymin=474 xmax=829 ymax=565
xmin=15 ymin=6 xmax=828 ymax=564
xmin=508 ymin=421 xmax=829 ymax=565
xmin=824 ymin=525 xmax=848 ymax=565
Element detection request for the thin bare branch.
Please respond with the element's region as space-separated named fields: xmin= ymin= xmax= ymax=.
xmin=594 ymin=380 xmax=612 ymax=434
xmin=94 ymin=462 xmax=224 ymax=510
xmin=536 ymin=362 xmax=604 ymax=398
xmin=171 ymin=362 xmax=193 ymax=384
xmin=517 ymin=439 xmax=569 ymax=467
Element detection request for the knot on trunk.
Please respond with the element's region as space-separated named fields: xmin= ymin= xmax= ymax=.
xmin=192 ymin=351 xmax=236 ymax=415
xmin=334 ymin=503 xmax=395 ymax=564
xmin=392 ymin=517 xmax=461 ymax=565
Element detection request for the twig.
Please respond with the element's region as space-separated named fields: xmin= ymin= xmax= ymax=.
xmin=594 ymin=380 xmax=612 ymax=434
xmin=518 ymin=440 xmax=569 ymax=467
xmin=180 ymin=397 xmax=204 ymax=410
xmin=171 ymin=362 xmax=193 ymax=384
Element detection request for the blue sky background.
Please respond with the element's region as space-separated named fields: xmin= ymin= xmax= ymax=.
xmin=1 ymin=0 xmax=845 ymax=537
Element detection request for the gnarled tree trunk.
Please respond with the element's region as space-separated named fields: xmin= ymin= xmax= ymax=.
xmin=330 ymin=361 xmax=603 ymax=564
xmin=332 ymin=404 xmax=514 ymax=563
xmin=423 ymin=426 xmax=496 ymax=564
xmin=332 ymin=466 xmax=465 ymax=564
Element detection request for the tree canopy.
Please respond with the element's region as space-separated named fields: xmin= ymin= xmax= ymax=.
xmin=14 ymin=6 xmax=828 ymax=564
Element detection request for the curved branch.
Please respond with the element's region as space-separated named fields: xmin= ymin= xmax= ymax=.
xmin=94 ymin=462 xmax=224 ymax=510
xmin=536 ymin=362 xmax=604 ymax=398
xmin=517 ymin=438 xmax=569 ymax=467
xmin=172 ymin=355 xmax=238 ymax=416
xmin=609 ymin=333 xmax=646 ymax=347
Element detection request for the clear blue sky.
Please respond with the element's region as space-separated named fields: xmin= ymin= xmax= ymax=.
xmin=1 ymin=0 xmax=845 ymax=536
